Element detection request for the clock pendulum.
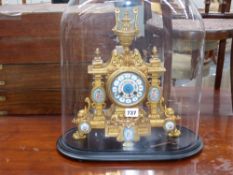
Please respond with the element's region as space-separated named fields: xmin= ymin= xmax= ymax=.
xmin=72 ymin=7 xmax=181 ymax=147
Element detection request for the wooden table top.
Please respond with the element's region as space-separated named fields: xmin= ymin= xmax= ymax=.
xmin=167 ymin=18 xmax=233 ymax=40
xmin=0 ymin=89 xmax=232 ymax=175
xmin=204 ymin=18 xmax=233 ymax=40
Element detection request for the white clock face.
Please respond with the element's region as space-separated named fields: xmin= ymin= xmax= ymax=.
xmin=79 ymin=122 xmax=91 ymax=134
xmin=110 ymin=72 xmax=146 ymax=107
xmin=164 ymin=120 xmax=175 ymax=132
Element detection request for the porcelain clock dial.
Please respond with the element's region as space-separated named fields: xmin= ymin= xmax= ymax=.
xmin=108 ymin=71 xmax=146 ymax=107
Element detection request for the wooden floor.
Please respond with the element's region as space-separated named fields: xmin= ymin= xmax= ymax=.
xmin=0 ymin=89 xmax=232 ymax=175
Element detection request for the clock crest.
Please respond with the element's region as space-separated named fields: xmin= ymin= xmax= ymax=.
xmin=72 ymin=7 xmax=181 ymax=147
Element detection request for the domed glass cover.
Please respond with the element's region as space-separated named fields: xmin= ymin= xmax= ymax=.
xmin=57 ymin=0 xmax=205 ymax=161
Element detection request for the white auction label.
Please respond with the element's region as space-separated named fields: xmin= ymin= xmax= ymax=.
xmin=125 ymin=108 xmax=139 ymax=117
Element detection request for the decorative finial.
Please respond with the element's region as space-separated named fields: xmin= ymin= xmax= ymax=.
xmin=150 ymin=46 xmax=159 ymax=61
xmin=95 ymin=48 xmax=100 ymax=57
xmin=152 ymin=47 xmax=158 ymax=57
xmin=92 ymin=48 xmax=103 ymax=65
xmin=112 ymin=7 xmax=139 ymax=49
xmin=149 ymin=46 xmax=160 ymax=64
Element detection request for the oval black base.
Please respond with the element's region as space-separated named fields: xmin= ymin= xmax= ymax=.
xmin=57 ymin=127 xmax=203 ymax=161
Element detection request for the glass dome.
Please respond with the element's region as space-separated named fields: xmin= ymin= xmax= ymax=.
xmin=57 ymin=0 xmax=205 ymax=161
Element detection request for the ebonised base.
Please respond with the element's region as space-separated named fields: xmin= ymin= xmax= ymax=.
xmin=57 ymin=127 xmax=203 ymax=161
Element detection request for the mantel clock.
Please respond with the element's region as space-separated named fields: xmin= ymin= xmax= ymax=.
xmin=72 ymin=8 xmax=181 ymax=147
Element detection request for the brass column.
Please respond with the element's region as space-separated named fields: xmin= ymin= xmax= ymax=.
xmin=92 ymin=74 xmax=105 ymax=120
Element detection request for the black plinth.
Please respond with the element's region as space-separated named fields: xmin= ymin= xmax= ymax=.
xmin=57 ymin=127 xmax=203 ymax=161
